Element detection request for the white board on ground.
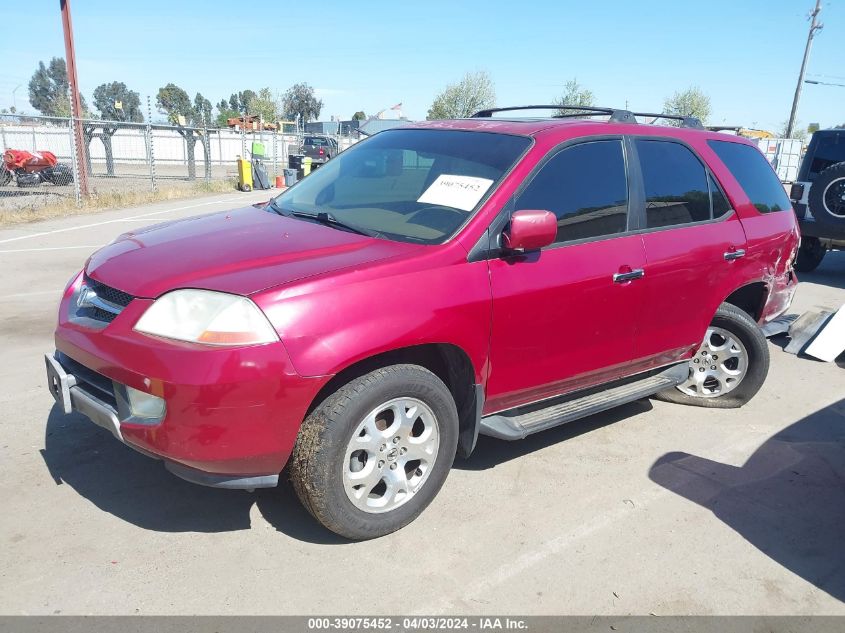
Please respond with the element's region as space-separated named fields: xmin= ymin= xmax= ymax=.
xmin=804 ymin=304 xmax=845 ymax=362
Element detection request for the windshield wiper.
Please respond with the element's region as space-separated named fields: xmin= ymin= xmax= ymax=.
xmin=266 ymin=199 xmax=379 ymax=238
xmin=306 ymin=211 xmax=380 ymax=238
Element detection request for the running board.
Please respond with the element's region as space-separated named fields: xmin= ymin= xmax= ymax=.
xmin=479 ymin=363 xmax=688 ymax=441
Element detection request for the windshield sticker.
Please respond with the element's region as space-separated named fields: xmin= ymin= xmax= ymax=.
xmin=417 ymin=175 xmax=494 ymax=212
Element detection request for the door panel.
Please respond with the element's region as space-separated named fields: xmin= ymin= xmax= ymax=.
xmin=486 ymin=236 xmax=647 ymax=413
xmin=630 ymin=138 xmax=748 ymax=371
xmin=634 ymin=215 xmax=747 ymax=369
xmin=484 ymin=138 xmax=645 ymax=414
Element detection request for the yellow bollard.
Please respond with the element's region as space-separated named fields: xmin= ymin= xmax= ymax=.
xmin=303 ymin=156 xmax=312 ymax=177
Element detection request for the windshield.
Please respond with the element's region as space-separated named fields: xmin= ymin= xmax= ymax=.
xmin=273 ymin=129 xmax=531 ymax=244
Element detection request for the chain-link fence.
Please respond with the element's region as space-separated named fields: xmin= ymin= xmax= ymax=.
xmin=0 ymin=111 xmax=359 ymax=216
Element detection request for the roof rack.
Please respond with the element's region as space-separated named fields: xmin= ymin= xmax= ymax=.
xmin=630 ymin=112 xmax=704 ymax=130
xmin=472 ymin=105 xmax=636 ymax=123
xmin=470 ymin=105 xmax=704 ymax=129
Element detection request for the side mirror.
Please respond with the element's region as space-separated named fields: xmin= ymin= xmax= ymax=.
xmin=502 ymin=210 xmax=557 ymax=253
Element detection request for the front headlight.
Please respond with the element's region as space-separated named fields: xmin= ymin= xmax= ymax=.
xmin=134 ymin=289 xmax=279 ymax=346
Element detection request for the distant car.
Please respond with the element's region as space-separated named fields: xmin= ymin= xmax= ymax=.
xmin=47 ymin=105 xmax=798 ymax=540
xmin=791 ymin=129 xmax=845 ymax=272
xmin=301 ymin=134 xmax=338 ymax=165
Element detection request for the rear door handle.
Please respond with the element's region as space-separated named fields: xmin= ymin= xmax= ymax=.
xmin=724 ymin=249 xmax=746 ymax=261
xmin=613 ymin=268 xmax=645 ymax=283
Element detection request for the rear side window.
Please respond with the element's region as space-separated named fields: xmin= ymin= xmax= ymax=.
xmin=808 ymin=134 xmax=845 ymax=179
xmin=515 ymin=140 xmax=628 ymax=244
xmin=708 ymin=140 xmax=791 ymax=213
xmin=635 ymin=140 xmax=710 ymax=228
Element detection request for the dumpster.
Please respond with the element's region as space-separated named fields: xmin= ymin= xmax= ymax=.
xmin=237 ymin=157 xmax=253 ymax=191
xmin=283 ymin=168 xmax=297 ymax=187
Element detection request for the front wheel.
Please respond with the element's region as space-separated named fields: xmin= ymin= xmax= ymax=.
xmin=654 ymin=303 xmax=770 ymax=409
xmin=289 ymin=364 xmax=458 ymax=540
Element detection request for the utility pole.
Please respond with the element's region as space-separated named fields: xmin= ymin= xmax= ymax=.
xmin=60 ymin=0 xmax=88 ymax=195
xmin=786 ymin=0 xmax=823 ymax=138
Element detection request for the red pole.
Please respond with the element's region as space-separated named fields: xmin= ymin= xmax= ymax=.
xmin=60 ymin=0 xmax=88 ymax=196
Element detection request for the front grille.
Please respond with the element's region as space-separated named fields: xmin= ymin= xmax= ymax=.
xmin=73 ymin=275 xmax=135 ymax=324
xmin=84 ymin=275 xmax=134 ymax=307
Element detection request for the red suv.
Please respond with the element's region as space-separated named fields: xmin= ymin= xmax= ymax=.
xmin=46 ymin=105 xmax=799 ymax=539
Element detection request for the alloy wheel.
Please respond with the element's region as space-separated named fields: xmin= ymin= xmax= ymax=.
xmin=343 ymin=397 xmax=440 ymax=513
xmin=677 ymin=326 xmax=749 ymax=398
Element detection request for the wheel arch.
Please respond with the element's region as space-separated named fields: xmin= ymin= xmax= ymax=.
xmin=304 ymin=343 xmax=483 ymax=459
xmin=723 ymin=281 xmax=768 ymax=322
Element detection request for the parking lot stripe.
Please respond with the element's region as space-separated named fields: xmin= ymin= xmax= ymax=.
xmin=0 ymin=195 xmax=258 ymax=245
xmin=0 ymin=245 xmax=104 ymax=254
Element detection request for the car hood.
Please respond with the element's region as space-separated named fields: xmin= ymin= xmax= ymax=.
xmin=85 ymin=205 xmax=420 ymax=298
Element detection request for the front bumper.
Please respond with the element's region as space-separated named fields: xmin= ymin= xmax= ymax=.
xmin=50 ymin=285 xmax=328 ymax=489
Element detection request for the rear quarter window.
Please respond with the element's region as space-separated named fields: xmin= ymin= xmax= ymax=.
xmin=707 ymin=140 xmax=792 ymax=214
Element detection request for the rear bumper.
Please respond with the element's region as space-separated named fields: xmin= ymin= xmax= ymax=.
xmin=50 ymin=286 xmax=328 ymax=488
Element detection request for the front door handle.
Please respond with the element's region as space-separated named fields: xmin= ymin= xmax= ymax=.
xmin=613 ymin=268 xmax=645 ymax=283
xmin=724 ymin=249 xmax=746 ymax=261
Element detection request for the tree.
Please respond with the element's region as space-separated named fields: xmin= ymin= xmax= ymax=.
xmin=282 ymin=82 xmax=323 ymax=123
xmin=216 ymin=98 xmax=239 ymax=127
xmin=352 ymin=110 xmax=366 ymax=121
xmin=554 ymin=79 xmax=595 ymax=116
xmin=662 ymin=86 xmax=711 ymax=126
xmin=28 ymin=57 xmax=87 ymax=117
xmin=92 ymin=82 xmax=143 ymax=122
xmin=778 ymin=119 xmax=808 ymax=141
xmin=193 ymin=93 xmax=213 ymax=127
xmin=156 ymin=83 xmax=193 ymax=124
xmin=426 ymin=71 xmax=495 ymax=120
xmin=247 ymin=87 xmax=280 ymax=124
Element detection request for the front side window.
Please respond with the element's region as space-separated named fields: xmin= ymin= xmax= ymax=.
xmin=708 ymin=140 xmax=791 ymax=213
xmin=274 ymin=129 xmax=530 ymax=244
xmin=636 ymin=140 xmax=711 ymax=228
xmin=515 ymin=140 xmax=628 ymax=244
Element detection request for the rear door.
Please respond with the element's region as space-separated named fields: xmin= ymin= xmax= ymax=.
xmin=485 ymin=138 xmax=647 ymax=413
xmin=629 ymin=137 xmax=747 ymax=371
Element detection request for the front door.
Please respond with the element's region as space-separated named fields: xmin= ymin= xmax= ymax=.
xmin=485 ymin=138 xmax=647 ymax=414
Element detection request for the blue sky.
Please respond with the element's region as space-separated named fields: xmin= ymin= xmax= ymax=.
xmin=1 ymin=0 xmax=842 ymax=131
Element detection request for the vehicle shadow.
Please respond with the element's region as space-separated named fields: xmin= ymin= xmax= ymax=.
xmin=648 ymin=398 xmax=845 ymax=602
xmin=40 ymin=405 xmax=346 ymax=544
xmin=456 ymin=399 xmax=654 ymax=470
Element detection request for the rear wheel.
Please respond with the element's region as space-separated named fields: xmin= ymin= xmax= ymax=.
xmin=654 ymin=303 xmax=769 ymax=409
xmin=0 ymin=169 xmax=11 ymax=186
xmin=289 ymin=364 xmax=458 ymax=540
xmin=794 ymin=236 xmax=826 ymax=272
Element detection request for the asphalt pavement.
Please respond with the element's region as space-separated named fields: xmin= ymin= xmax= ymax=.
xmin=1 ymin=194 xmax=843 ymax=615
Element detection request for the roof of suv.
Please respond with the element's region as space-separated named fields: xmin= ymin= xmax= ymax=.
xmin=403 ymin=117 xmax=755 ymax=145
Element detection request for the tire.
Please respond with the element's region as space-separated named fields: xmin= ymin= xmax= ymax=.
xmin=654 ymin=303 xmax=769 ymax=409
xmin=289 ymin=364 xmax=459 ymax=540
xmin=807 ymin=162 xmax=845 ymax=230
xmin=794 ymin=236 xmax=826 ymax=272
xmin=241 ymin=183 xmax=251 ymax=192
xmin=0 ymin=169 xmax=11 ymax=187
xmin=41 ymin=164 xmax=73 ymax=186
